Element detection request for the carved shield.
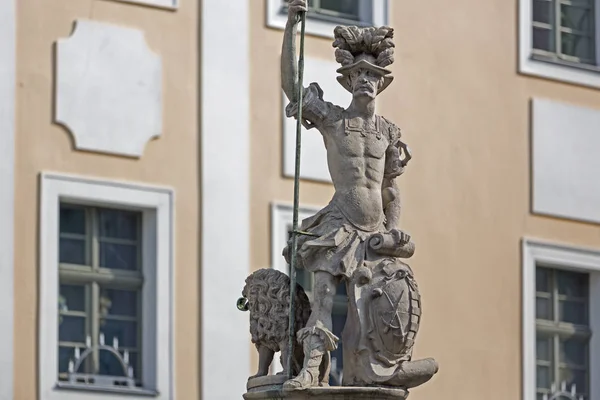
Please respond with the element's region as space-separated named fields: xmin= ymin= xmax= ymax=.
xmin=366 ymin=261 xmax=421 ymax=366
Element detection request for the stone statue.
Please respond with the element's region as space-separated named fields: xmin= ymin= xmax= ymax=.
xmin=240 ymin=1 xmax=438 ymax=398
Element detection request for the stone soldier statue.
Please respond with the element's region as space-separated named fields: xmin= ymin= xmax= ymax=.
xmin=280 ymin=0 xmax=437 ymax=392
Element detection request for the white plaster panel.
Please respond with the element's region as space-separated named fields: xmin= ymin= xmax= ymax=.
xmin=0 ymin=0 xmax=15 ymax=397
xmin=282 ymin=57 xmax=352 ymax=183
xmin=201 ymin=1 xmax=250 ymax=399
xmin=532 ymin=98 xmax=600 ymax=224
xmin=56 ymin=20 xmax=162 ymax=157
xmin=101 ymin=0 xmax=177 ymax=9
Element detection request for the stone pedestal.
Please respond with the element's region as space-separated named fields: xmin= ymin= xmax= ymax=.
xmin=244 ymin=377 xmax=409 ymax=400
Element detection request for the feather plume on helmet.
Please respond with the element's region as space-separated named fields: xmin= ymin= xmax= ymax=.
xmin=332 ymin=26 xmax=395 ymax=93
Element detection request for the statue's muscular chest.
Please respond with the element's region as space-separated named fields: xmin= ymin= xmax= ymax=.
xmin=323 ymin=116 xmax=388 ymax=160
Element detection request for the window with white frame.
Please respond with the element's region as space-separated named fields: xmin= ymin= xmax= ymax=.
xmin=271 ymin=203 xmax=346 ymax=385
xmin=40 ymin=173 xmax=173 ymax=400
xmin=522 ymin=240 xmax=600 ymax=400
xmin=267 ymin=0 xmax=388 ymax=39
xmin=520 ymin=0 xmax=600 ymax=88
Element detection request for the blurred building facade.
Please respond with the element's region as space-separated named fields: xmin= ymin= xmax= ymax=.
xmin=1 ymin=0 xmax=600 ymax=399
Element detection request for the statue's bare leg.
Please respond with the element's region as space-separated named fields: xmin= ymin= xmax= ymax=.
xmin=283 ymin=271 xmax=339 ymax=390
xmin=250 ymin=345 xmax=274 ymax=378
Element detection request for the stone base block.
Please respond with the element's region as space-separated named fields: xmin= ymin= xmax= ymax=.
xmin=243 ymin=385 xmax=409 ymax=400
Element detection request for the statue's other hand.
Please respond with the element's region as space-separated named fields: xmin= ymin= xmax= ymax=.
xmin=390 ymin=229 xmax=411 ymax=246
xmin=288 ymin=0 xmax=308 ymax=20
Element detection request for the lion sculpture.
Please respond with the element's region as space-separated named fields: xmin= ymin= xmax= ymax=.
xmin=238 ymin=268 xmax=330 ymax=384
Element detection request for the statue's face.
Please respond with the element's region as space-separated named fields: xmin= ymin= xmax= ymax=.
xmin=349 ymin=68 xmax=383 ymax=99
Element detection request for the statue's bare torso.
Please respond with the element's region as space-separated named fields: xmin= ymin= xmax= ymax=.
xmin=321 ymin=114 xmax=389 ymax=230
xmin=285 ymin=83 xmax=399 ymax=231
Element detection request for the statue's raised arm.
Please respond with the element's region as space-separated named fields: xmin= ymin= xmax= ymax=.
xmin=281 ymin=0 xmax=305 ymax=103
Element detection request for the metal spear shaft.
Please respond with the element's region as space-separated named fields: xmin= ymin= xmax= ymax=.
xmin=286 ymin=6 xmax=307 ymax=379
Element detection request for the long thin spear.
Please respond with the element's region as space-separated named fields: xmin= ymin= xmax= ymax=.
xmin=286 ymin=5 xmax=307 ymax=380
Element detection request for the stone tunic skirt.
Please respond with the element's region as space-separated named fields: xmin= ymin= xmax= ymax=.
xmin=283 ymin=201 xmax=383 ymax=280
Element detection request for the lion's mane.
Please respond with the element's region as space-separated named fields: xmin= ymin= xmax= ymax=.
xmin=242 ymin=269 xmax=311 ymax=351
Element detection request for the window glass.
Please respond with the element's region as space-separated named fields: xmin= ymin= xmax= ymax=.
xmin=535 ymin=267 xmax=590 ymax=399
xmin=531 ymin=0 xmax=596 ymax=65
xmin=57 ymin=203 xmax=143 ymax=388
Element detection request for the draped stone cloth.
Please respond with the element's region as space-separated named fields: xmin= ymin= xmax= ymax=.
xmin=283 ymin=197 xmax=384 ymax=280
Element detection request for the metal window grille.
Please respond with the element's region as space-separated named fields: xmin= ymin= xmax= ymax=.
xmin=532 ymin=0 xmax=597 ymax=65
xmin=535 ymin=266 xmax=590 ymax=400
xmin=58 ymin=203 xmax=143 ymax=387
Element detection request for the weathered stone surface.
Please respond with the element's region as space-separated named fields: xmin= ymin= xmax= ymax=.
xmin=239 ymin=0 xmax=438 ymax=396
xmin=243 ymin=386 xmax=408 ymax=400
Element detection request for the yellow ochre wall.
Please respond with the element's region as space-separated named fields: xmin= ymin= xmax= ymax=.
xmin=14 ymin=0 xmax=200 ymax=398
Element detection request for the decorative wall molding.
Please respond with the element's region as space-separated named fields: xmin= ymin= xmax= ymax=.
xmin=101 ymin=0 xmax=178 ymax=10
xmin=55 ymin=19 xmax=162 ymax=157
xmin=531 ymin=98 xmax=600 ymax=224
xmin=39 ymin=172 xmax=175 ymax=400
xmin=201 ymin=1 xmax=250 ymax=398
xmin=0 ymin=0 xmax=15 ymax=397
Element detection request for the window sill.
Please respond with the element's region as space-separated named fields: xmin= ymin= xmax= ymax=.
xmin=519 ymin=52 xmax=600 ymax=89
xmin=531 ymin=53 xmax=600 ymax=74
xmin=56 ymin=382 xmax=159 ymax=397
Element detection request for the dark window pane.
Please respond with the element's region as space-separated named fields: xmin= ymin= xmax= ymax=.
xmin=537 ymin=365 xmax=552 ymax=389
xmin=99 ymin=243 xmax=138 ymax=270
xmin=59 ymin=285 xmax=85 ymax=312
xmin=533 ymin=0 xmax=553 ymax=24
xmin=330 ymin=312 xmax=346 ymax=386
xmin=98 ymin=208 xmax=139 ymax=240
xmin=320 ymin=0 xmax=359 ymax=17
xmin=561 ymin=33 xmax=595 ymax=61
xmin=560 ymin=338 xmax=588 ymax=366
xmin=98 ymin=349 xmax=138 ymax=378
xmin=536 ymin=334 xmax=553 ymax=362
xmin=59 ymin=316 xmax=86 ymax=343
xmin=58 ymin=346 xmax=74 ymax=374
xmin=99 ymin=288 xmax=138 ymax=317
xmin=100 ymin=320 xmax=138 ymax=348
xmin=59 ymin=238 xmax=86 ymax=265
xmin=561 ymin=4 xmax=593 ymax=32
xmin=559 ymin=368 xmax=587 ymax=393
xmin=557 ymin=270 xmax=588 ymax=297
xmin=536 ymin=297 xmax=553 ymax=320
xmin=536 ymin=267 xmax=551 ymax=293
xmin=533 ymin=27 xmax=555 ymax=51
xmin=60 ymin=205 xmax=86 ymax=235
xmin=559 ymin=300 xmax=588 ymax=324
xmin=295 ymin=268 xmax=312 ymax=292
